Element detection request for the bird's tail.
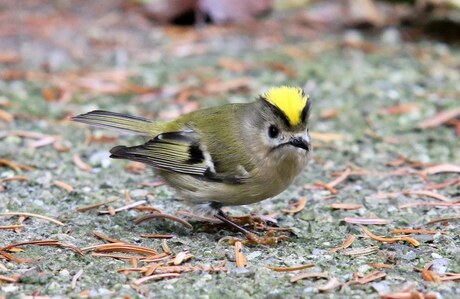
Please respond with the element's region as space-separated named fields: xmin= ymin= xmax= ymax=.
xmin=71 ymin=110 xmax=157 ymax=135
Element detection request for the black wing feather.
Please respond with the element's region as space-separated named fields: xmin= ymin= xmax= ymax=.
xmin=109 ymin=130 xmax=245 ymax=184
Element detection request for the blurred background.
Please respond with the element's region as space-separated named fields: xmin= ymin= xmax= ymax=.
xmin=1 ymin=0 xmax=460 ymax=123
xmin=1 ymin=0 xmax=459 ymax=155
xmin=1 ymin=0 xmax=460 ymax=114
xmin=1 ymin=1 xmax=459 ymax=297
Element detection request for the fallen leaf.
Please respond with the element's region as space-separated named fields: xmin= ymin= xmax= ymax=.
xmin=404 ymin=190 xmax=452 ymax=202
xmin=330 ymin=235 xmax=355 ymax=252
xmin=76 ymin=198 xmax=118 ymax=212
xmin=204 ymin=78 xmax=252 ymax=94
xmin=1 ymin=176 xmax=29 ymax=183
xmin=344 ymin=0 xmax=384 ymax=27
xmin=327 ymin=168 xmax=351 ymax=189
xmin=267 ymin=264 xmax=314 ymax=272
xmin=317 ymin=277 xmax=340 ymax=292
xmin=133 ymin=273 xmax=180 ymax=285
xmin=421 ymin=268 xmax=441 ymax=283
xmin=99 ymin=200 xmax=147 ymax=215
xmin=217 ymin=58 xmax=251 ymax=72
xmin=125 ymin=161 xmax=146 ymax=174
xmin=399 ymin=201 xmax=460 ymax=208
xmin=391 ymin=228 xmax=447 ymax=235
xmin=53 ymin=180 xmax=74 ymax=192
xmin=310 ymin=132 xmax=345 ymax=142
xmin=291 ymin=272 xmax=329 ymax=283
xmin=265 ymin=62 xmax=297 ymax=78
xmin=0 ymin=274 xmax=20 ymax=283
xmin=0 ymin=159 xmax=33 ymax=172
xmin=200 ymin=0 xmax=273 ymax=24
xmin=418 ymin=107 xmax=460 ymax=129
xmin=381 ymin=291 xmax=437 ymax=299
xmin=0 ymin=212 xmax=64 ymax=226
xmin=344 ymin=217 xmax=391 ymax=225
xmin=420 ymin=163 xmax=460 ymax=176
xmin=330 ymin=203 xmax=363 ymax=210
xmin=426 ymin=215 xmax=460 ymax=224
xmin=0 ymin=52 xmax=20 ymax=64
xmin=73 ymin=154 xmax=92 ymax=172
xmin=368 ymin=263 xmax=393 ymax=269
xmin=283 ymin=197 xmax=308 ymax=214
xmin=351 ymin=271 xmax=386 ymax=285
xmin=71 ymin=269 xmax=83 ymax=289
xmin=0 ymin=109 xmax=14 ymax=122
xmin=30 ymin=136 xmax=56 ymax=148
xmin=424 ymin=178 xmax=460 ymax=190
xmin=319 ymin=108 xmax=339 ymax=119
xmin=42 ymin=87 xmax=62 ymax=102
xmin=361 ymin=226 xmax=419 ymax=247
xmin=173 ymin=252 xmax=188 ymax=266
xmin=341 ymin=246 xmax=378 ymax=256
xmin=234 ymin=241 xmax=247 ymax=268
xmin=380 ymin=103 xmax=421 ymax=115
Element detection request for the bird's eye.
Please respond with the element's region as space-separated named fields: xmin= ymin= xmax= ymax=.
xmin=268 ymin=125 xmax=279 ymax=138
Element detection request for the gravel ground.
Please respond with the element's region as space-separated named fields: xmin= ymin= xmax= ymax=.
xmin=1 ymin=2 xmax=459 ymax=298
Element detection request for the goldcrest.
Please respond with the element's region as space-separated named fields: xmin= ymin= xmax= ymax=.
xmin=72 ymin=86 xmax=311 ymax=216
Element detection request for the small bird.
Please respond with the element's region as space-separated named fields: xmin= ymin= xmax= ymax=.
xmin=72 ymin=86 xmax=311 ymax=240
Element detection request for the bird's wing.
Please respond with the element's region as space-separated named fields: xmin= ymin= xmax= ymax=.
xmin=109 ymin=130 xmax=246 ymax=184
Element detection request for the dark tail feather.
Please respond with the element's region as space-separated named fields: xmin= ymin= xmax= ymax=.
xmin=109 ymin=145 xmax=155 ymax=166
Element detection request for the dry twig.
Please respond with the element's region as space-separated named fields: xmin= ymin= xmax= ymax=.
xmin=0 ymin=212 xmax=64 ymax=226
xmin=291 ymin=272 xmax=329 ymax=283
xmin=77 ymin=198 xmax=118 ymax=212
xmin=71 ymin=269 xmax=83 ymax=289
xmin=330 ymin=235 xmax=355 ymax=252
xmin=344 ymin=217 xmax=391 ymax=225
xmin=267 ymin=264 xmax=314 ymax=272
xmin=73 ymin=154 xmax=92 ymax=172
xmin=234 ymin=241 xmax=247 ymax=268
xmin=361 ymin=227 xmax=419 ymax=247
xmin=330 ymin=203 xmax=363 ymax=210
xmin=283 ymin=197 xmax=308 ymax=214
xmin=341 ymin=246 xmax=378 ymax=256
xmin=53 ymin=180 xmax=74 ymax=192
xmin=98 ymin=200 xmax=147 ymax=214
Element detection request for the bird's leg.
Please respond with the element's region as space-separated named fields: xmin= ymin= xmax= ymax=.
xmin=228 ymin=214 xmax=266 ymax=230
xmin=214 ymin=209 xmax=263 ymax=243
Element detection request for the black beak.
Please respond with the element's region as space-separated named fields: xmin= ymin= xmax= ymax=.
xmin=290 ymin=137 xmax=310 ymax=151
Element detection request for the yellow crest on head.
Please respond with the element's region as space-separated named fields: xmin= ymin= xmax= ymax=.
xmin=262 ymin=86 xmax=309 ymax=126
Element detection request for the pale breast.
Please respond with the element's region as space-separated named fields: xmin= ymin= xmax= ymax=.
xmin=157 ymin=149 xmax=309 ymax=207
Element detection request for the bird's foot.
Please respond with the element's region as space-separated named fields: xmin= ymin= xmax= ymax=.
xmin=229 ymin=214 xmax=293 ymax=232
xmin=228 ymin=214 xmax=266 ymax=230
xmin=214 ymin=210 xmax=289 ymax=245
xmin=226 ymin=231 xmax=289 ymax=246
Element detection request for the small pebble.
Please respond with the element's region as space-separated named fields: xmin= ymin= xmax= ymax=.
xmin=231 ymin=267 xmax=253 ymax=277
xmin=1 ymin=285 xmax=18 ymax=293
xmin=246 ymin=251 xmax=262 ymax=261
xmin=372 ymin=281 xmax=391 ymax=295
xmin=358 ymin=264 xmax=372 ymax=274
xmin=89 ymin=151 xmax=111 ymax=168
xmin=381 ymin=27 xmax=401 ymax=45
xmin=400 ymin=251 xmax=417 ymax=260
xmin=130 ymin=189 xmax=149 ymax=198
xmin=431 ymin=253 xmax=443 ymax=259
xmin=59 ymin=269 xmax=70 ymax=278
xmin=431 ymin=258 xmax=450 ymax=275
